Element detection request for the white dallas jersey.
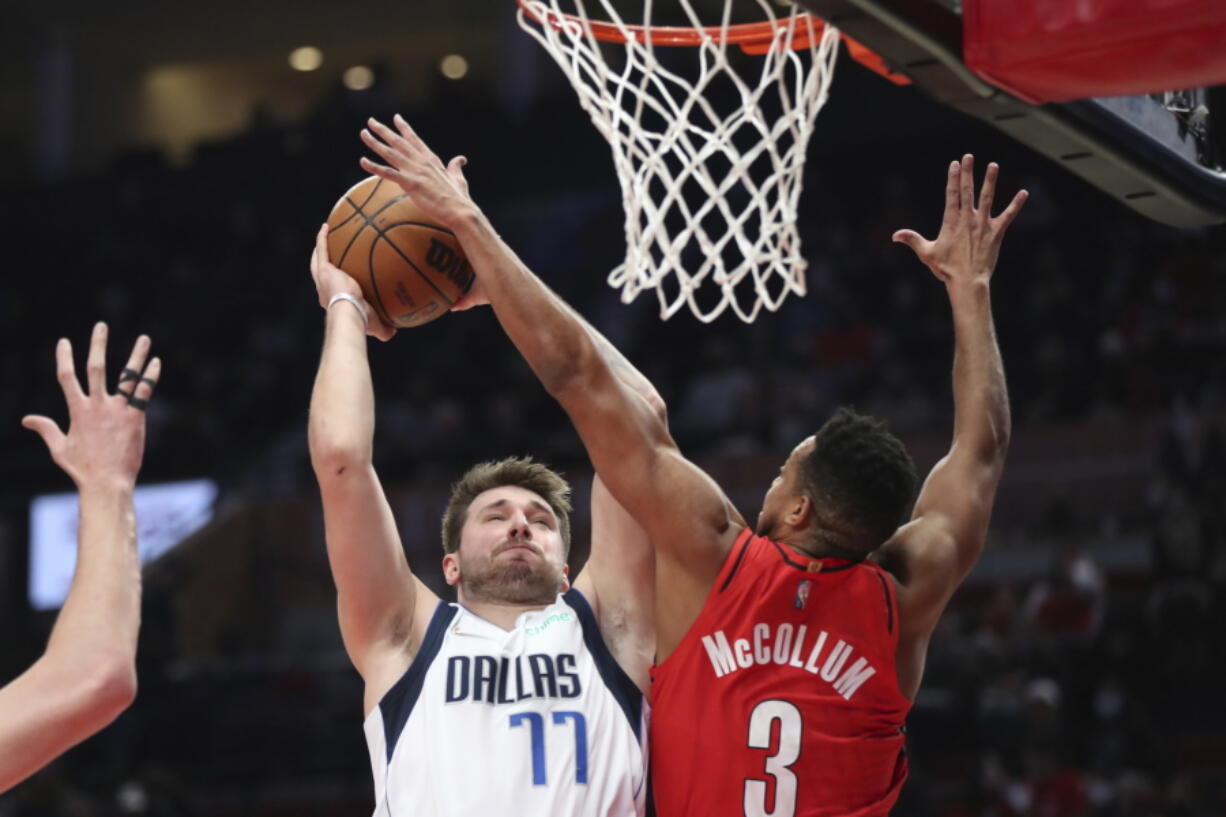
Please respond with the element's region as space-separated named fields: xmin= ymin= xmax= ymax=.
xmin=363 ymin=589 xmax=648 ymax=817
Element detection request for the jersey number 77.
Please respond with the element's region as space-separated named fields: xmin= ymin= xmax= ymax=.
xmin=510 ymin=710 xmax=589 ymax=786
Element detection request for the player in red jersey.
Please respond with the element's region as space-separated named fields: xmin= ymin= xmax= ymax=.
xmin=358 ymin=118 xmax=1025 ymax=816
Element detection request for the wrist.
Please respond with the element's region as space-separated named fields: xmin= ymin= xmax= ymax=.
xmin=327 ymin=292 xmax=369 ymax=328
xmin=947 ymin=277 xmax=991 ymax=304
xmin=76 ymin=479 xmax=137 ymax=501
xmin=449 ymin=207 xmax=492 ymax=242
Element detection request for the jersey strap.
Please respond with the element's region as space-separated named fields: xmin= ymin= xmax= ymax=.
xmin=871 ymin=564 xmax=898 ymax=639
xmin=378 ymin=600 xmax=458 ymax=761
xmin=563 ymin=588 xmax=644 ymax=740
xmin=716 ymin=527 xmax=756 ymax=593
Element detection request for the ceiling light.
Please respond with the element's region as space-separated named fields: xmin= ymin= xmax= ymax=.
xmin=343 ymin=65 xmax=375 ymax=91
xmin=440 ymin=54 xmax=469 ymax=80
xmin=288 ymin=46 xmax=323 ymax=72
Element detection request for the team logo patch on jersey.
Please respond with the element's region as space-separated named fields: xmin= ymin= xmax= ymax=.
xmin=794 ymin=579 xmax=812 ymax=610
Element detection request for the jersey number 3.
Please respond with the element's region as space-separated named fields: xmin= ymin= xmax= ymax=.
xmin=744 ymin=700 xmax=801 ymax=817
xmin=510 ymin=711 xmax=588 ymax=786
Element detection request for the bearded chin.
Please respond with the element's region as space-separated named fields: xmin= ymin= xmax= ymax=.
xmin=462 ymin=558 xmax=561 ymax=605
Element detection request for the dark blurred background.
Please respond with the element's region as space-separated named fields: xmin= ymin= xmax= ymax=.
xmin=0 ymin=1 xmax=1224 ymax=815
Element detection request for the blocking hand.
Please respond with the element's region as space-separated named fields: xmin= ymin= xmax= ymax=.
xmin=893 ymin=155 xmax=1028 ymax=286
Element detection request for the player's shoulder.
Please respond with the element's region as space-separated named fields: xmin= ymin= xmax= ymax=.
xmin=710 ymin=528 xmax=771 ymax=583
xmin=871 ymin=517 xmax=959 ymax=589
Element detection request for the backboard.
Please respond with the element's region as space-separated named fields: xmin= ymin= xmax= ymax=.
xmin=795 ymin=0 xmax=1226 ymax=227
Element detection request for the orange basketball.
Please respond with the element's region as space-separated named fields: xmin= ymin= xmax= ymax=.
xmin=326 ymin=176 xmax=474 ymax=328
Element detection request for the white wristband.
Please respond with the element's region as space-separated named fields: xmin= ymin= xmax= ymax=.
xmin=327 ymin=292 xmax=369 ymax=328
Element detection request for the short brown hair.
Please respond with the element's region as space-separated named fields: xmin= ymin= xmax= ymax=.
xmin=441 ymin=457 xmax=573 ymax=555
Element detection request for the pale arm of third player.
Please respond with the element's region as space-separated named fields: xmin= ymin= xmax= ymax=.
xmin=0 ymin=324 xmax=158 ymax=793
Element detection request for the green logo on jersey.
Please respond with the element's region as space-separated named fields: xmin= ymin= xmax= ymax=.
xmin=525 ymin=612 xmax=572 ymax=636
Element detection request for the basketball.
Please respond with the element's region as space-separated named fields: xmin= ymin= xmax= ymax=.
xmin=325 ymin=176 xmax=474 ymax=328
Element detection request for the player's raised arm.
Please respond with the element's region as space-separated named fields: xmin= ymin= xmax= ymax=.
xmin=359 ymin=115 xmax=745 ymax=636
xmin=456 ymin=270 xmax=662 ymax=687
xmin=561 ymin=303 xmax=667 ymax=688
xmin=307 ymin=226 xmax=438 ymax=706
xmin=0 ymin=324 xmax=158 ymax=792
xmin=880 ymin=156 xmax=1027 ymax=690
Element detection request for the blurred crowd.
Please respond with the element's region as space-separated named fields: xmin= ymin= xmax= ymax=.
xmin=898 ymin=423 xmax=1226 ymax=817
xmin=0 ymin=59 xmax=1223 ymax=816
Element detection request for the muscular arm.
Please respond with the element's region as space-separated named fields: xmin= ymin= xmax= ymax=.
xmin=461 ymin=278 xmax=662 ymax=685
xmin=886 ymin=279 xmax=1009 ymax=629
xmin=567 ymin=309 xmax=666 ymax=691
xmin=1 ymin=326 xmax=158 ymax=792
xmin=458 ymin=214 xmax=741 ymax=655
xmin=307 ymin=229 xmax=438 ymax=709
xmin=877 ymin=157 xmax=1026 ymax=696
xmin=357 ymin=116 xmax=745 ymax=658
xmin=0 ymin=485 xmax=140 ymax=792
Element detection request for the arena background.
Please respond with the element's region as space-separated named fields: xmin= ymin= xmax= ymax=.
xmin=1 ymin=1 xmax=1224 ymax=815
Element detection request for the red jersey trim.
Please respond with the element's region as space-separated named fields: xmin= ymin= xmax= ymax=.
xmin=874 ymin=567 xmax=897 ymax=637
xmin=717 ymin=527 xmax=755 ymax=593
xmin=769 ymin=538 xmax=862 ymax=573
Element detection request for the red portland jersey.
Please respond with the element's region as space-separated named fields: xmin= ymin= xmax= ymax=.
xmin=650 ymin=529 xmax=911 ymax=817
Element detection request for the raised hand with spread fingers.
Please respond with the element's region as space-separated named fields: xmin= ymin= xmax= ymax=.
xmin=893 ymin=154 xmax=1028 ymax=287
xmin=2 ymin=322 xmax=160 ymax=793
xmin=359 ymin=114 xmax=475 ymax=232
xmin=878 ymin=155 xmax=1027 ymax=698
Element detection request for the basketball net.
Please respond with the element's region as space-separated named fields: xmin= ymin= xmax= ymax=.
xmin=517 ymin=0 xmax=839 ymax=322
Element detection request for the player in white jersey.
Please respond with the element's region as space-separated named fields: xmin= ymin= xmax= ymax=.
xmin=307 ymin=225 xmax=656 ymax=816
xmin=365 ymin=579 xmax=646 ymax=815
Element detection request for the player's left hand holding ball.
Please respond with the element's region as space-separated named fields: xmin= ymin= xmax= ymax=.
xmin=309 ymin=224 xmax=396 ymax=342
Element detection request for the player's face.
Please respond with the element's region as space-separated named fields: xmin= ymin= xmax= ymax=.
xmin=756 ymin=436 xmax=815 ymax=536
xmin=448 ymin=485 xmax=569 ymax=605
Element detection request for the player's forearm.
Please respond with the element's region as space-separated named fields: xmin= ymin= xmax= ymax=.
xmin=0 ymin=649 xmax=137 ymax=793
xmin=947 ymin=279 xmax=1010 ymax=464
xmin=451 ymin=211 xmax=605 ymax=399
xmin=44 ymin=481 xmax=140 ymax=696
xmin=309 ymin=306 xmax=377 ymax=468
xmin=561 ymin=300 xmax=667 ymax=422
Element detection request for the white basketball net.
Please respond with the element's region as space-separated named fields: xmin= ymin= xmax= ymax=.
xmin=518 ymin=0 xmax=840 ymax=322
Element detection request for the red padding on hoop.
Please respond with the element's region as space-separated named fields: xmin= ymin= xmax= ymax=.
xmin=963 ymin=0 xmax=1226 ymax=104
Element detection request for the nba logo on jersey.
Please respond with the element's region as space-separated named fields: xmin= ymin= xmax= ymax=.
xmin=794 ymin=579 xmax=812 ymax=610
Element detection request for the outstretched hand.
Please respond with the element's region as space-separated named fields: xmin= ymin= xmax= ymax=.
xmin=309 ymin=224 xmax=396 ymax=341
xmin=22 ymin=323 xmax=160 ymax=488
xmin=893 ymin=155 xmax=1027 ymax=286
xmin=360 ymin=115 xmax=488 ymax=313
xmin=359 ymin=114 xmax=476 ymax=232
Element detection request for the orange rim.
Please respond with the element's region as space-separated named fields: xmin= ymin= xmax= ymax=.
xmin=516 ymin=0 xmax=823 ymax=49
xmin=515 ymin=0 xmax=911 ymax=83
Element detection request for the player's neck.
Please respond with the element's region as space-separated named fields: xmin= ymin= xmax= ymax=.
xmin=774 ymin=528 xmax=866 ymax=563
xmin=764 ymin=521 xmax=813 ymax=557
xmin=777 ymin=537 xmax=833 ymax=560
xmin=458 ymin=594 xmax=558 ymax=632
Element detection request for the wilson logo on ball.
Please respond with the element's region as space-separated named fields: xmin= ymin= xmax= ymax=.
xmin=325 ymin=176 xmax=474 ymax=329
xmin=426 ymin=238 xmax=476 ymax=291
